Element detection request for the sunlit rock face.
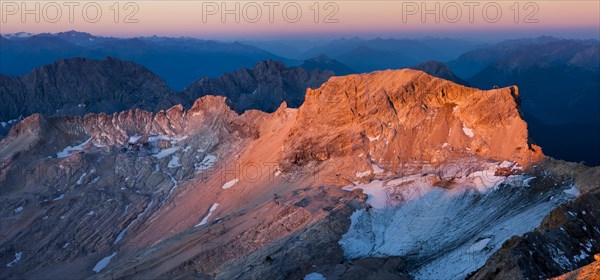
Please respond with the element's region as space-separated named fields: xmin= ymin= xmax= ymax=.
xmin=1 ymin=69 xmax=596 ymax=280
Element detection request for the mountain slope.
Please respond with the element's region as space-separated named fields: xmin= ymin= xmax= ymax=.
xmin=1 ymin=69 xmax=595 ymax=280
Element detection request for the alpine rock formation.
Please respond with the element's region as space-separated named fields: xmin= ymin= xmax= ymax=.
xmin=0 ymin=57 xmax=177 ymax=122
xmin=1 ymin=69 xmax=598 ymax=279
xmin=183 ymin=59 xmax=334 ymax=113
xmin=0 ymin=57 xmax=333 ymax=136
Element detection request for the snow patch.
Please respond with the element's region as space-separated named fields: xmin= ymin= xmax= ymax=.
xmin=549 ymin=246 xmax=571 ymax=270
xmin=343 ymin=180 xmax=388 ymax=209
xmin=563 ymin=185 xmax=580 ymax=197
xmin=356 ymin=171 xmax=370 ymax=178
xmin=114 ymin=199 xmax=154 ymax=244
xmin=93 ymin=142 xmax=106 ymax=148
xmin=167 ymin=156 xmax=182 ymax=168
xmin=154 ymin=147 xmax=180 ymax=159
xmin=195 ymin=203 xmax=219 ymax=227
xmin=467 ymin=238 xmax=492 ymax=253
xmin=195 ymin=155 xmax=217 ymax=171
xmin=90 ymin=177 xmax=100 ymax=184
xmin=304 ymin=272 xmax=327 ymax=280
xmin=92 ymin=252 xmax=117 ymax=273
xmin=222 ymin=179 xmax=238 ymax=190
xmin=13 ymin=206 xmax=24 ymax=214
xmin=462 ymin=124 xmax=474 ymax=138
xmin=76 ymin=172 xmax=87 ymax=185
xmin=128 ymin=135 xmax=141 ymax=143
xmin=52 ymin=194 xmax=65 ymax=201
xmin=574 ymin=250 xmax=589 ymax=262
xmin=163 ymin=172 xmax=179 ymax=202
xmin=372 ymin=164 xmax=385 ymax=175
xmin=6 ymin=252 xmax=22 ymax=267
xmin=56 ymin=138 xmax=91 ymax=158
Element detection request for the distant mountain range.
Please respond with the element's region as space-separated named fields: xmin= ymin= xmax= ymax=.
xmin=0 ymin=56 xmax=346 ymax=131
xmin=0 ymin=31 xmax=286 ymax=90
xmin=297 ymin=37 xmax=484 ymax=72
xmin=1 ymin=32 xmax=484 ymax=88
xmin=448 ymin=36 xmax=600 ymax=165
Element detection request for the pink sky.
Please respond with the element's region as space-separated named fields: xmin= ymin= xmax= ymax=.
xmin=1 ymin=1 xmax=598 ymax=39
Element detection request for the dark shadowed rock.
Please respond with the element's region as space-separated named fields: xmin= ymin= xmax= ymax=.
xmin=411 ymin=61 xmax=469 ymax=86
xmin=182 ymin=59 xmax=334 ymax=113
xmin=300 ymin=54 xmax=356 ymax=76
xmin=0 ymin=57 xmax=177 ymax=122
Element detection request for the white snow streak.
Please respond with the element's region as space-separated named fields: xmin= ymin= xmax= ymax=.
xmin=462 ymin=124 xmax=474 ymax=138
xmin=221 ymin=179 xmax=238 ymax=190
xmin=56 ymin=138 xmax=91 ymax=158
xmin=92 ymin=252 xmax=117 ymax=273
xmin=6 ymin=252 xmax=22 ymax=267
xmin=195 ymin=203 xmax=219 ymax=227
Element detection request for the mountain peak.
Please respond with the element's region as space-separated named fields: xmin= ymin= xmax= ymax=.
xmin=300 ymin=55 xmax=355 ymax=75
xmin=411 ymin=60 xmax=469 ymax=85
xmin=288 ymin=69 xmax=541 ymax=168
xmin=253 ymin=59 xmax=287 ymax=72
xmin=0 ymin=57 xmax=173 ymax=122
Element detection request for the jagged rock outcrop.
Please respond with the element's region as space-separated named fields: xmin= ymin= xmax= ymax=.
xmin=183 ymin=59 xmax=334 ymax=113
xmin=0 ymin=57 xmax=177 ymax=122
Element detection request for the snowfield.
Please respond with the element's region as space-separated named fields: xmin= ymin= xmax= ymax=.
xmin=56 ymin=138 xmax=91 ymax=158
xmin=339 ymin=164 xmax=576 ymax=280
xmin=195 ymin=154 xmax=217 ymax=171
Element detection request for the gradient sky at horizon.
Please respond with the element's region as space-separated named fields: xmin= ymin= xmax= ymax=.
xmin=1 ymin=0 xmax=599 ymax=40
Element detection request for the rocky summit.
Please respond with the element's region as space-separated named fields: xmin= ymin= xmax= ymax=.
xmin=0 ymin=57 xmax=176 ymax=121
xmin=183 ymin=59 xmax=334 ymax=113
xmin=0 ymin=69 xmax=598 ymax=280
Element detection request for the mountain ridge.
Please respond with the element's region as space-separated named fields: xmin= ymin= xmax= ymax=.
xmin=2 ymin=68 xmax=597 ymax=280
